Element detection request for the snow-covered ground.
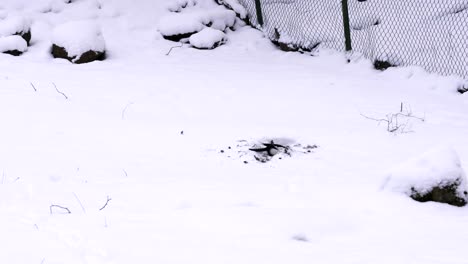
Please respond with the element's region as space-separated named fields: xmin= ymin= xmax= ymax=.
xmin=1 ymin=0 xmax=468 ymax=263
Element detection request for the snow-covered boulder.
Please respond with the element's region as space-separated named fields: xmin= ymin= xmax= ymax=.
xmin=158 ymin=14 xmax=205 ymax=42
xmin=0 ymin=16 xmax=32 ymax=45
xmin=214 ymin=0 xmax=248 ymax=20
xmin=51 ymin=20 xmax=106 ymax=64
xmin=383 ymin=147 xmax=468 ymax=207
xmin=189 ymin=27 xmax=226 ymax=49
xmin=0 ymin=35 xmax=27 ymax=56
xmin=158 ymin=5 xmax=236 ymax=42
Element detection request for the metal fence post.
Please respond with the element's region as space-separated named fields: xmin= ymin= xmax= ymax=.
xmin=341 ymin=0 xmax=352 ymax=52
xmin=254 ymin=0 xmax=264 ymax=27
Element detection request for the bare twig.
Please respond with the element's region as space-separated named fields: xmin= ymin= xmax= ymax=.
xmin=166 ymin=43 xmax=184 ymax=56
xmin=30 ymin=82 xmax=37 ymax=92
xmin=52 ymin=82 xmax=68 ymax=100
xmin=99 ymin=196 xmax=112 ymax=211
xmin=50 ymin=205 xmax=71 ymax=214
xmin=361 ymin=103 xmax=424 ymax=134
xmin=121 ymin=103 xmax=134 ymax=120
xmin=73 ymin=192 xmax=86 ymax=214
xmin=123 ymin=169 xmax=128 ymax=177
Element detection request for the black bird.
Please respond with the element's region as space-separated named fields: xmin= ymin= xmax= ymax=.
xmin=249 ymin=140 xmax=286 ymax=156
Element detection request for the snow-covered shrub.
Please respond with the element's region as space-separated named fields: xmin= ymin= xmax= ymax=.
xmin=189 ymin=27 xmax=226 ymax=49
xmin=51 ymin=20 xmax=106 ymax=64
xmin=0 ymin=15 xmax=32 ymax=45
xmin=0 ymin=35 xmax=27 ymax=56
xmin=382 ymin=147 xmax=468 ymax=207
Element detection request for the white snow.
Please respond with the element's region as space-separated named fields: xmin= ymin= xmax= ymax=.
xmin=190 ymin=27 xmax=226 ymax=49
xmin=52 ymin=20 xmax=105 ymax=58
xmin=382 ymin=146 xmax=468 ymax=196
xmin=0 ymin=35 xmax=27 ymax=52
xmin=0 ymin=15 xmax=30 ymax=37
xmin=0 ymin=1 xmax=468 ymax=264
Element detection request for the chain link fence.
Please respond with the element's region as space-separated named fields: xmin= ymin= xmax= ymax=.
xmin=219 ymin=0 xmax=468 ymax=79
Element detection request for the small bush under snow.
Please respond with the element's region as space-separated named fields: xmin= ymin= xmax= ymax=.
xmin=382 ymin=147 xmax=468 ymax=206
xmin=0 ymin=35 xmax=27 ymax=55
xmin=52 ymin=20 xmax=105 ymax=59
xmin=189 ymin=27 xmax=226 ymax=49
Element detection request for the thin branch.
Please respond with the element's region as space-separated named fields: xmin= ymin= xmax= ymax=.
xmin=99 ymin=196 xmax=112 ymax=211
xmin=166 ymin=43 xmax=184 ymax=56
xmin=50 ymin=204 xmax=71 ymax=214
xmin=73 ymin=192 xmax=86 ymax=214
xmin=123 ymin=169 xmax=128 ymax=177
xmin=52 ymin=82 xmax=68 ymax=100
xmin=30 ymin=82 xmax=37 ymax=92
xmin=121 ymin=103 xmax=134 ymax=120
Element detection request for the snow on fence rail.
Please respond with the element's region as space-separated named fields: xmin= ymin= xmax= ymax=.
xmin=217 ymin=0 xmax=468 ymax=79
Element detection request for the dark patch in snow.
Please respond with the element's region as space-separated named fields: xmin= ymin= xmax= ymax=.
xmin=2 ymin=49 xmax=23 ymax=56
xmin=374 ymin=60 xmax=396 ymax=71
xmin=15 ymin=30 xmax=31 ymax=46
xmin=410 ymin=180 xmax=468 ymax=207
xmin=457 ymin=85 xmax=468 ymax=94
xmin=162 ymin=31 xmax=199 ymax=42
xmin=51 ymin=44 xmax=106 ymax=64
xmin=292 ymin=234 xmax=309 ymax=242
xmin=218 ymin=138 xmax=317 ymax=164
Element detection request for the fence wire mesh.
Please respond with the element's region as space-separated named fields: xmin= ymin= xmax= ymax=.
xmin=225 ymin=0 xmax=468 ymax=79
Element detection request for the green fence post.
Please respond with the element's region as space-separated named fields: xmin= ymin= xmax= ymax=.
xmin=341 ymin=0 xmax=352 ymax=52
xmin=254 ymin=0 xmax=264 ymax=27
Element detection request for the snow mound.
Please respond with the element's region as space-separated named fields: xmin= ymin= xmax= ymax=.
xmin=158 ymin=13 xmax=205 ymax=40
xmin=52 ymin=20 xmax=105 ymax=59
xmin=167 ymin=0 xmax=197 ymax=13
xmin=383 ymin=146 xmax=468 ymax=206
xmin=0 ymin=15 xmax=31 ymax=37
xmin=189 ymin=27 xmax=226 ymax=49
xmin=158 ymin=3 xmax=236 ymax=42
xmin=0 ymin=10 xmax=7 ymax=20
xmin=0 ymin=35 xmax=27 ymax=54
xmin=215 ymin=0 xmax=247 ymax=19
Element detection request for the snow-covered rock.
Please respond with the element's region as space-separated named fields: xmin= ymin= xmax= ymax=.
xmin=215 ymin=0 xmax=247 ymax=19
xmin=167 ymin=0 xmax=197 ymax=13
xmin=0 ymin=15 xmax=31 ymax=45
xmin=189 ymin=27 xmax=226 ymax=49
xmin=0 ymin=35 xmax=27 ymax=56
xmin=383 ymin=147 xmax=468 ymax=207
xmin=51 ymin=20 xmax=106 ymax=64
xmin=158 ymin=13 xmax=205 ymax=42
xmin=158 ymin=4 xmax=236 ymax=42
